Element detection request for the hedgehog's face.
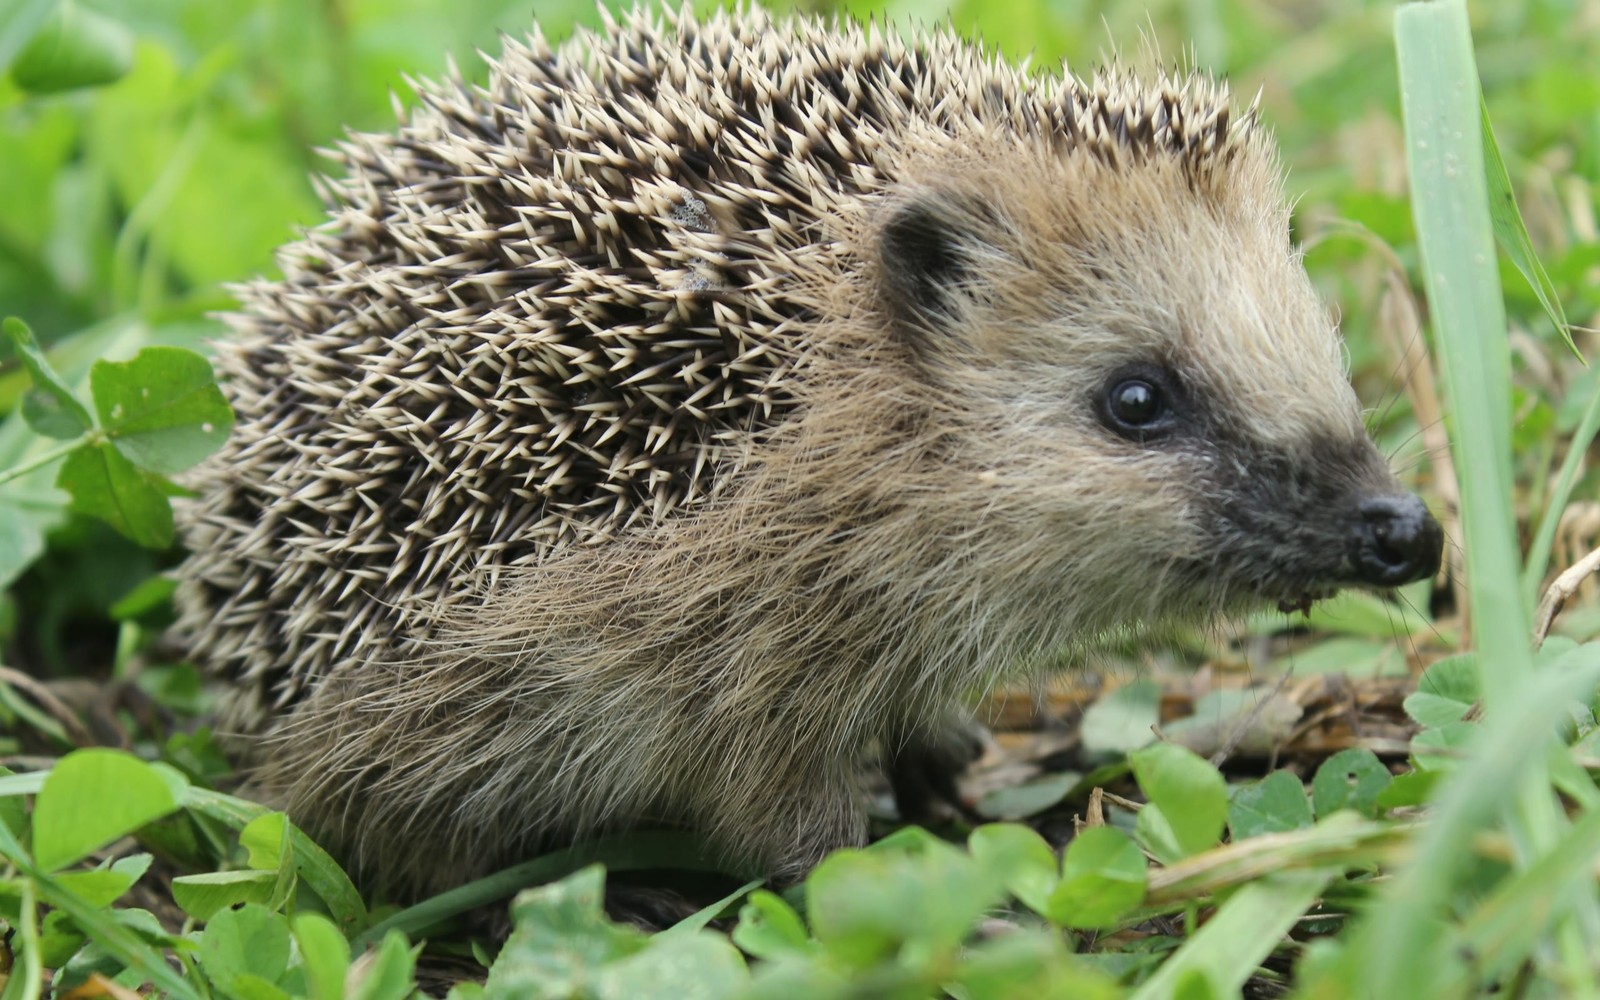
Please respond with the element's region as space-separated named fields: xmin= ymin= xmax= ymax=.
xmin=873 ymin=154 xmax=1441 ymax=627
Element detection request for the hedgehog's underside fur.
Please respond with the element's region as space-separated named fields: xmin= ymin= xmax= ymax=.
xmin=175 ymin=4 xmax=1431 ymax=897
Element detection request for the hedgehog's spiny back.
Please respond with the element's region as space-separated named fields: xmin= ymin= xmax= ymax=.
xmin=177 ymin=5 xmax=1267 ymax=717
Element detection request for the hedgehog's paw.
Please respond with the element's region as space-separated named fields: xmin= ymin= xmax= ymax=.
xmin=886 ymin=720 xmax=985 ymax=828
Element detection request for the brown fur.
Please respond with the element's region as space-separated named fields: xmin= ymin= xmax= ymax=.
xmin=176 ymin=6 xmax=1410 ymax=898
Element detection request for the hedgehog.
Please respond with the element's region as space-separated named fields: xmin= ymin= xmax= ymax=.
xmin=173 ymin=4 xmax=1443 ymax=899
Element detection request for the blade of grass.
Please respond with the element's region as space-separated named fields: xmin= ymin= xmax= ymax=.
xmin=1488 ymin=69 xmax=1599 ymax=609
xmin=180 ymin=786 xmax=368 ymax=932
xmin=0 ymin=772 xmax=45 ymax=796
xmin=1456 ymin=795 xmax=1600 ymax=989
xmin=1522 ymin=381 xmax=1600 ymax=610
xmin=0 ymin=879 xmax=42 ymax=1000
xmin=1481 ymin=101 xmax=1577 ymax=359
xmin=656 ymin=878 xmax=766 ymax=941
xmin=1398 ymin=0 xmax=1524 ymax=682
xmin=350 ymin=830 xmax=753 ymax=951
xmin=1344 ymin=644 xmax=1600 ymax=994
xmin=1366 ymin=3 xmax=1600 ymax=994
xmin=0 ymin=820 xmax=199 ymax=1000
xmin=1142 ymin=813 xmax=1407 ymax=905
xmin=1131 ymin=866 xmax=1337 ymax=1000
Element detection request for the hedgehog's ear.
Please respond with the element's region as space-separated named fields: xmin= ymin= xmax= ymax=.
xmin=877 ymin=192 xmax=1001 ymax=344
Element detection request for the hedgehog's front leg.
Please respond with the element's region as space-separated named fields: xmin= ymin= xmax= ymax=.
xmin=886 ymin=720 xmax=985 ymax=826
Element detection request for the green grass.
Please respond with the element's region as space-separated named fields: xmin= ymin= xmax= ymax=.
xmin=1333 ymin=6 xmax=1600 ymax=994
xmin=2 ymin=0 xmax=1600 ymax=997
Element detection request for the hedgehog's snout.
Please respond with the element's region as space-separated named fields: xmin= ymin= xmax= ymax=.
xmin=1349 ymin=494 xmax=1443 ymax=587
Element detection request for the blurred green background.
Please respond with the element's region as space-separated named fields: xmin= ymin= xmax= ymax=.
xmin=2 ymin=0 xmax=1598 ymax=670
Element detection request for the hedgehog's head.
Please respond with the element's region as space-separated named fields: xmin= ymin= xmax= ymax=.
xmin=866 ymin=87 xmax=1441 ymax=631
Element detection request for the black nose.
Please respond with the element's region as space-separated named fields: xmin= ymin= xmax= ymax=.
xmin=1350 ymin=495 xmax=1443 ymax=586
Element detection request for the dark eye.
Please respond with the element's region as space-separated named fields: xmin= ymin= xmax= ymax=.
xmin=1097 ymin=366 xmax=1180 ymax=442
xmin=1109 ymin=379 xmax=1162 ymax=425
